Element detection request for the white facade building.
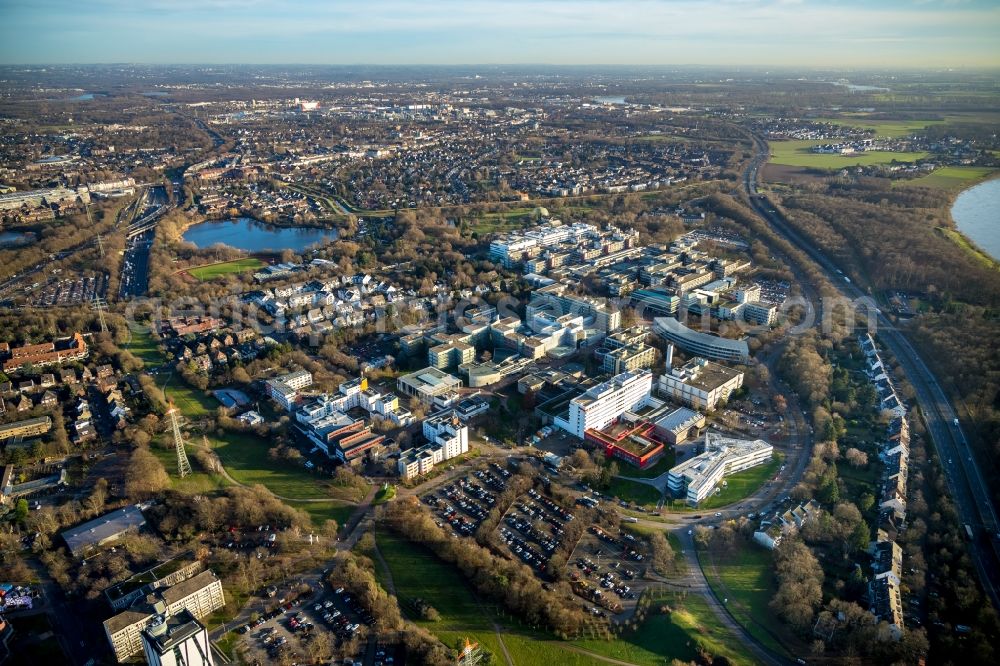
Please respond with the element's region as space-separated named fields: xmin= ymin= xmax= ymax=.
xmin=667 ymin=433 xmax=773 ymax=506
xmin=141 ymin=611 xmax=214 ymax=666
xmin=398 ymin=410 xmax=470 ymax=480
xmin=555 ymin=369 xmax=653 ymax=438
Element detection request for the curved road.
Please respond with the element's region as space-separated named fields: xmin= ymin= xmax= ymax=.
xmin=743 ymin=134 xmax=1000 ymax=610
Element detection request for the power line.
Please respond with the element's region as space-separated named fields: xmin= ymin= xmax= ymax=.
xmin=92 ymin=295 xmax=108 ymax=333
xmin=167 ymin=406 xmax=193 ymax=478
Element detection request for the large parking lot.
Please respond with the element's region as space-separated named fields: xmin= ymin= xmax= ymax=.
xmin=421 ymin=459 xmax=652 ymax=620
xmin=567 ymin=525 xmax=648 ymax=618
xmin=234 ymin=582 xmax=401 ymax=665
xmin=28 ymin=273 xmax=107 ymax=307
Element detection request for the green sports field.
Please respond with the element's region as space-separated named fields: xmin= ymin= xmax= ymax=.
xmin=187 ymin=258 xmax=265 ymax=280
xmin=769 ymin=140 xmax=929 ymax=169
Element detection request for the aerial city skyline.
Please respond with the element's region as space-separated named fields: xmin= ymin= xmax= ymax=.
xmin=0 ymin=1 xmax=998 ymax=665
xmin=1 ymin=0 xmax=999 ymax=66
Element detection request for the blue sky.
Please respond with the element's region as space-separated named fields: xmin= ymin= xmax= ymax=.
xmin=1 ymin=0 xmax=997 ymax=66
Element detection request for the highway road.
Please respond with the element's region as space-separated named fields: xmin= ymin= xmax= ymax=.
xmin=742 ymin=134 xmax=1000 ymax=610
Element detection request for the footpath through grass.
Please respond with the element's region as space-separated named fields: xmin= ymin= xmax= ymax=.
xmin=573 ymin=589 xmax=754 ymax=666
xmin=698 ymin=541 xmax=802 ymax=660
xmin=187 ymin=258 xmax=265 ymax=280
xmin=606 ymin=476 xmax=662 ymax=509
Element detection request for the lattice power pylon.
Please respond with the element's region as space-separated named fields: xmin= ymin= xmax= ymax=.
xmin=92 ymin=295 xmax=109 ymax=333
xmin=167 ymin=406 xmax=193 ymax=478
xmin=457 ymin=638 xmax=485 ymax=666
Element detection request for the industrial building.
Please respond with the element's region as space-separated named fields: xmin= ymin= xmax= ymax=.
xmin=62 ymin=504 xmax=147 ymax=558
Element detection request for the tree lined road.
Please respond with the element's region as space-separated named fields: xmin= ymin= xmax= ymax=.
xmin=742 ymin=134 xmax=1000 ymax=610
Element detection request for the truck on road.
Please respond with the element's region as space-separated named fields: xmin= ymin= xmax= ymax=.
xmin=965 ymin=524 xmax=974 ymax=541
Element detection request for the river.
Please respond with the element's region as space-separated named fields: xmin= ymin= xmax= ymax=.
xmin=952 ymin=178 xmax=1000 ymax=262
xmin=182 ymin=217 xmax=339 ymax=252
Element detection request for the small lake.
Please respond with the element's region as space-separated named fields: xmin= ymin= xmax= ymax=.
xmin=0 ymin=231 xmax=33 ymax=248
xmin=182 ymin=217 xmax=339 ymax=252
xmin=952 ymin=178 xmax=1000 ymax=262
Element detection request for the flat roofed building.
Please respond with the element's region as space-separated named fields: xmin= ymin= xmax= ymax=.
xmin=397 ymin=367 xmax=462 ymax=403
xmin=62 ymin=504 xmax=146 ymax=558
xmin=104 ymin=570 xmax=224 ymax=663
xmin=585 ymin=419 xmax=665 ymax=469
xmin=399 ymin=410 xmax=470 ymax=480
xmin=0 ymin=415 xmax=52 ymax=442
xmin=652 ymin=407 xmax=706 ymax=445
xmin=141 ymin=610 xmax=214 ymax=666
xmin=265 ymin=368 xmax=313 ymax=411
xmin=555 ymin=369 xmax=652 ymax=438
xmin=667 ymin=433 xmax=772 ymax=506
xmin=657 ymin=357 xmax=744 ymax=412
xmin=594 ymin=342 xmax=656 ymax=374
xmin=652 ymin=317 xmax=749 ymax=363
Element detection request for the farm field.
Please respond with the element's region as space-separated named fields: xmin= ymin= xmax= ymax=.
xmin=187 ymin=258 xmax=265 ymax=280
xmin=812 ymin=116 xmax=947 ymax=138
xmin=900 ymin=166 xmax=998 ymax=190
xmin=769 ymin=140 xmax=929 ymax=169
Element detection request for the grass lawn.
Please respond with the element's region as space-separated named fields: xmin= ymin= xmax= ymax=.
xmin=573 ymin=590 xmax=753 ymax=666
xmin=935 ymin=226 xmax=1000 ymax=271
xmin=162 ymin=381 xmax=218 ymax=418
xmin=619 ymin=449 xmax=675 ymax=479
xmin=187 ymin=258 xmax=265 ymax=280
xmin=699 ymin=542 xmax=800 ymax=659
xmin=287 ymin=500 xmax=356 ymax=530
xmin=769 ymin=140 xmax=929 ymax=169
xmin=696 ymin=455 xmax=783 ymax=511
xmin=373 ymin=484 xmax=396 ymax=504
xmin=124 ymin=325 xmax=163 ymax=366
xmin=900 ymin=166 xmax=997 ymax=191
xmin=151 ymin=438 xmax=232 ymax=493
xmin=206 ymin=431 xmax=351 ymax=500
xmin=377 ymin=529 xmax=607 ymax=666
xmin=606 ymin=477 xmax=662 ymax=509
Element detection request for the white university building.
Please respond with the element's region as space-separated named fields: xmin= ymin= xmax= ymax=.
xmin=555 ymin=369 xmax=653 ymax=438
